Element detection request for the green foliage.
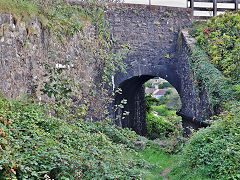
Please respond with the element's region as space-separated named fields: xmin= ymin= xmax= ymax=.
xmin=0 ymin=92 xmax=10 ymax=113
xmin=0 ymin=0 xmax=38 ymax=22
xmin=40 ymin=62 xmax=87 ymax=120
xmin=145 ymin=94 xmax=160 ymax=113
xmin=166 ymin=93 xmax=182 ymax=111
xmin=0 ymin=98 xmax=149 ymax=179
xmin=169 ymin=162 xmax=211 ymax=180
xmin=191 ymin=11 xmax=240 ymax=83
xmin=158 ymin=82 xmax=172 ymax=89
xmin=145 ymin=94 xmax=184 ymax=153
xmin=152 ymin=105 xmax=169 ymax=116
xmin=177 ymin=12 xmax=240 ymax=179
xmin=145 ymin=82 xmax=153 ymax=88
xmin=146 ymin=112 xmax=174 ymax=140
xmin=177 ymin=102 xmax=240 ymax=179
xmin=164 ymin=89 xmax=173 ymax=95
xmin=157 ymin=95 xmax=169 ymax=106
xmin=42 ymin=0 xmax=86 ymax=41
xmin=165 ymin=54 xmax=170 ymax=59
xmin=189 ymin=49 xmax=236 ymax=113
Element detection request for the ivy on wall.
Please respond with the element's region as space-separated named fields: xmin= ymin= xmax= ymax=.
xmin=189 ymin=49 xmax=235 ymax=114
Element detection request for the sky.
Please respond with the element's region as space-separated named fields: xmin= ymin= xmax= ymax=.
xmin=123 ymin=0 xmax=235 ymax=16
xmin=124 ymin=0 xmax=187 ymax=7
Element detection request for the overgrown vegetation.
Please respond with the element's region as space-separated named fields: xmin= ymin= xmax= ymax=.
xmin=172 ymin=11 xmax=240 ymax=179
xmin=1 ymin=0 xmax=240 ymax=179
xmin=189 ymin=49 xmax=235 ymax=113
xmin=191 ymin=11 xmax=240 ymax=83
xmin=0 ymin=0 xmax=141 ymax=179
xmin=173 ymin=102 xmax=240 ymax=179
xmin=0 ymin=94 xmax=154 ymax=179
xmin=158 ymin=82 xmax=172 ymax=89
xmin=145 ymin=94 xmax=184 ymax=154
xmin=0 ymin=0 xmax=38 ymax=22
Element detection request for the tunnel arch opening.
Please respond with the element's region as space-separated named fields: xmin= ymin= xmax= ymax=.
xmin=114 ymin=74 xmax=183 ymax=136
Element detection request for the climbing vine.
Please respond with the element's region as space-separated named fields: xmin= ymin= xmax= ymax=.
xmin=191 ymin=11 xmax=240 ymax=83
xmin=189 ymin=48 xmax=235 ymax=113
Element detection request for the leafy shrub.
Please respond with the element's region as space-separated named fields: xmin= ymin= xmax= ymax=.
xmin=157 ymin=95 xmax=169 ymax=106
xmin=178 ymin=102 xmax=240 ymax=179
xmin=180 ymin=13 xmax=240 ymax=179
xmin=189 ymin=49 xmax=235 ymax=113
xmin=152 ymin=105 xmax=169 ymax=116
xmin=166 ymin=93 xmax=182 ymax=111
xmin=0 ymin=98 xmax=148 ymax=179
xmin=158 ymin=82 xmax=172 ymax=89
xmin=191 ymin=11 xmax=240 ymax=83
xmin=146 ymin=112 xmax=174 ymax=139
xmin=145 ymin=95 xmax=160 ymax=113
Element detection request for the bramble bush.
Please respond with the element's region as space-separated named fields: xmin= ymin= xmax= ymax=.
xmin=189 ymin=49 xmax=235 ymax=113
xmin=0 ymin=95 xmax=151 ymax=179
xmin=146 ymin=112 xmax=174 ymax=140
xmin=173 ymin=12 xmax=240 ymax=179
xmin=191 ymin=11 xmax=240 ymax=83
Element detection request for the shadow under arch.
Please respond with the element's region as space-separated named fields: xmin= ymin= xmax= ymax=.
xmin=113 ymin=64 xmax=183 ymax=135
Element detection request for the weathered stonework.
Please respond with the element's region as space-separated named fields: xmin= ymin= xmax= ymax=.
xmin=106 ymin=4 xmax=210 ymax=135
xmin=0 ymin=14 xmax=97 ymax=101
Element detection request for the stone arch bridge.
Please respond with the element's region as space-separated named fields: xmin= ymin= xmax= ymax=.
xmin=105 ymin=3 xmax=210 ymax=135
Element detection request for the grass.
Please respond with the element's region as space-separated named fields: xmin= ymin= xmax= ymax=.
xmin=0 ymin=0 xmax=39 ymax=22
xmin=136 ymin=145 xmax=179 ymax=179
xmin=136 ymin=144 xmax=212 ymax=180
xmin=168 ymin=167 xmax=212 ymax=180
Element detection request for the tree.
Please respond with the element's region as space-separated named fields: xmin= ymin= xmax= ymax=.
xmin=158 ymin=82 xmax=172 ymax=89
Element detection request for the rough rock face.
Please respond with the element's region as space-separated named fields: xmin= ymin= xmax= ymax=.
xmin=0 ymin=14 xmax=97 ymax=101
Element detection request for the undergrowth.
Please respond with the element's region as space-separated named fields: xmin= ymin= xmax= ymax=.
xmin=191 ymin=11 xmax=240 ymax=83
xmin=0 ymin=94 xmax=152 ymax=179
xmin=173 ymin=11 xmax=240 ymax=180
xmin=0 ymin=0 xmax=38 ymax=22
xmin=189 ymin=49 xmax=236 ymax=113
xmin=173 ymin=102 xmax=240 ymax=180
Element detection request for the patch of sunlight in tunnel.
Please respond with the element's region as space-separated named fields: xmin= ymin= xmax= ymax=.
xmin=144 ymin=77 xmax=183 ymax=140
xmin=145 ymin=77 xmax=182 ymax=112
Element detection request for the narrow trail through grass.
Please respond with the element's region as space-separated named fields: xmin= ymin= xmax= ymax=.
xmin=137 ymin=146 xmax=179 ymax=180
xmin=159 ymin=167 xmax=171 ymax=180
xmin=138 ymin=145 xmax=213 ymax=180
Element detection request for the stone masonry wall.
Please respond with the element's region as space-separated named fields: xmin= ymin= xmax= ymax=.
xmin=107 ymin=3 xmax=192 ymax=68
xmin=0 ymin=14 xmax=97 ymax=101
xmin=0 ymin=2 xmax=211 ymax=134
